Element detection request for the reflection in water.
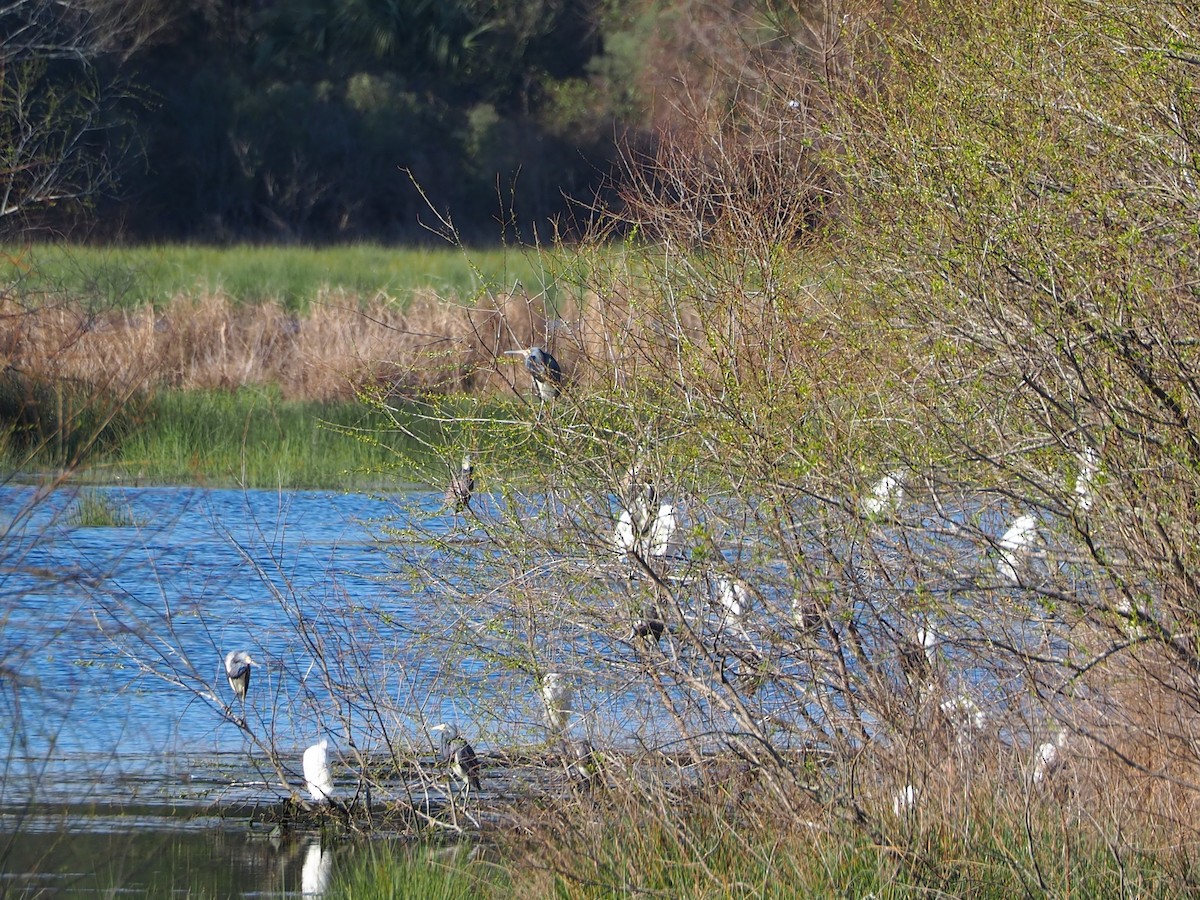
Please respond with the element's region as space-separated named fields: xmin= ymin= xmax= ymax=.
xmin=302 ymin=838 xmax=332 ymax=897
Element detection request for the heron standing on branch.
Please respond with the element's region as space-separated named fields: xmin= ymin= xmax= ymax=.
xmin=505 ymin=346 xmax=563 ymax=401
xmin=224 ymin=650 xmax=258 ymax=704
xmin=431 ymin=722 xmax=482 ymax=794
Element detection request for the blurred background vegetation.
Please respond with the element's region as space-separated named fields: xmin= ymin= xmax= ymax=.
xmin=6 ymin=0 xmax=810 ymax=245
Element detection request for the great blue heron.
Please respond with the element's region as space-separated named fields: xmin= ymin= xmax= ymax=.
xmin=224 ymin=650 xmax=258 ymax=703
xmin=505 ymin=346 xmax=562 ymax=401
xmin=302 ymin=739 xmax=334 ymax=805
xmin=861 ymin=470 xmax=906 ymax=518
xmin=540 ymin=672 xmax=573 ymax=735
xmin=431 ymin=722 xmax=482 ymax=793
xmin=1032 ymin=729 xmax=1068 ymax=786
xmin=445 ymin=454 xmax=474 ymax=511
xmin=997 ymin=512 xmax=1040 ymax=585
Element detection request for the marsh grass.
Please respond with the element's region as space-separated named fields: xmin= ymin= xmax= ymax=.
xmin=0 ymin=243 xmax=571 ymax=311
xmin=66 ymin=489 xmax=140 ymax=527
xmin=328 ymin=843 xmax=506 ymax=899
xmin=101 ymin=387 xmax=439 ymax=488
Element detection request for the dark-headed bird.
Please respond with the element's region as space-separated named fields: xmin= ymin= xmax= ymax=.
xmin=505 ymin=346 xmax=563 ymax=401
xmin=445 ymin=454 xmax=474 ymax=511
xmin=224 ymin=650 xmax=258 ymax=704
xmin=431 ymin=722 xmax=482 ymax=794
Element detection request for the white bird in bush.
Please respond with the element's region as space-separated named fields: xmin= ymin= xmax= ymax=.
xmin=505 ymin=346 xmax=563 ymax=401
xmin=540 ymin=672 xmax=573 ymax=735
xmin=1075 ymin=445 xmax=1100 ymax=512
xmin=1032 ymin=729 xmax=1068 ymax=786
xmin=431 ymin=722 xmax=482 ymax=794
xmin=646 ymin=504 xmax=679 ymax=558
xmin=715 ymin=575 xmax=754 ymax=632
xmin=997 ymin=512 xmax=1040 ymax=586
xmin=223 ymin=650 xmax=258 ymax=704
xmin=861 ymin=470 xmax=905 ymax=518
xmin=302 ymin=739 xmax=334 ymax=805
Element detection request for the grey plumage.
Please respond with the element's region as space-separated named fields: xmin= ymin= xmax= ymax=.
xmin=224 ymin=650 xmax=257 ymax=703
xmin=505 ymin=346 xmax=563 ymax=401
xmin=445 ymin=454 xmax=474 ymax=511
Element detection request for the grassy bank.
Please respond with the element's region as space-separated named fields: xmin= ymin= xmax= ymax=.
xmin=0 ymin=243 xmax=575 ymax=311
xmin=0 ymin=386 xmax=463 ymax=489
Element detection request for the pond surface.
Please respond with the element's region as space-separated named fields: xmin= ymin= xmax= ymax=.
xmin=0 ymin=483 xmax=465 ymax=896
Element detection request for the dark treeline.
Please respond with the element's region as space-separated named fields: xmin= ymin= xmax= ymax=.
xmin=17 ymin=0 xmax=700 ymax=244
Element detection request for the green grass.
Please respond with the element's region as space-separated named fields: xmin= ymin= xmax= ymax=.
xmin=0 ymin=243 xmax=575 ymax=311
xmin=93 ymin=387 xmax=444 ymax=489
xmin=66 ymin=489 xmax=141 ymax=526
xmin=329 ymin=843 xmax=506 ymax=899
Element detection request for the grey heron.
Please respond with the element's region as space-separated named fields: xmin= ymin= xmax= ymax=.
xmin=224 ymin=650 xmax=258 ymax=704
xmin=505 ymin=346 xmax=563 ymax=401
xmin=997 ymin=512 xmax=1040 ymax=586
xmin=302 ymin=739 xmax=334 ymax=805
xmin=540 ymin=672 xmax=573 ymax=736
xmin=431 ymin=723 xmax=482 ymax=793
xmin=445 ymin=454 xmax=474 ymax=511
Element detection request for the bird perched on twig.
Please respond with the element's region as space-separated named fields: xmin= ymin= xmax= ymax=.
xmin=541 ymin=672 xmax=573 ymax=736
xmin=445 ymin=454 xmax=474 ymax=511
xmin=628 ymin=603 xmax=666 ymax=643
xmin=431 ymin=722 xmax=482 ymax=794
xmin=224 ymin=650 xmax=258 ymax=704
xmin=303 ymin=738 xmax=335 ymax=805
xmin=505 ymin=345 xmax=563 ymax=401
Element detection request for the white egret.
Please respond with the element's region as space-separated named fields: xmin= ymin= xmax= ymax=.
xmin=892 ymin=784 xmax=917 ymax=815
xmin=940 ymin=691 xmax=987 ymax=737
xmin=645 ymin=504 xmax=678 ymax=558
xmin=505 ymin=346 xmax=563 ymax=401
xmin=997 ymin=513 xmax=1040 ymax=586
xmin=1032 ymin=729 xmax=1068 ymax=786
xmin=431 ymin=723 xmax=482 ymax=794
xmin=540 ymin=672 xmax=573 ymax=735
xmin=1075 ymin=446 xmax=1100 ymax=512
xmin=223 ymin=650 xmax=258 ymax=704
xmin=445 ymin=454 xmax=474 ymax=511
xmin=302 ymin=739 xmax=334 ymax=805
xmin=715 ymin=575 xmax=754 ymax=633
xmin=861 ymin=471 xmax=906 ymax=518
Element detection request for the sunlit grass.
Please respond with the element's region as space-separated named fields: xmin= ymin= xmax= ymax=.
xmin=328 ymin=843 xmax=507 ymax=899
xmin=0 ymin=243 xmax=576 ymax=311
xmin=66 ymin=489 xmax=142 ymax=527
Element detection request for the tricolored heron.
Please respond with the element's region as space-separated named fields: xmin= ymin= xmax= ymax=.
xmin=431 ymin=722 xmax=482 ymax=793
xmin=505 ymin=346 xmax=562 ymax=401
xmin=224 ymin=650 xmax=258 ymax=704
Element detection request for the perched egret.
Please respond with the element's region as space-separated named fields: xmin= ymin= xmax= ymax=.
xmin=892 ymin=784 xmax=917 ymax=815
xmin=1032 ymin=729 xmax=1068 ymax=786
xmin=645 ymin=504 xmax=679 ymax=558
xmin=715 ymin=575 xmax=754 ymax=632
xmin=445 ymin=454 xmax=474 ymax=511
xmin=940 ymin=691 xmax=987 ymax=738
xmin=1075 ymin=446 xmax=1100 ymax=512
xmin=505 ymin=346 xmax=563 ymax=401
xmin=861 ymin=471 xmax=906 ymax=518
xmin=303 ymin=739 xmax=334 ymax=805
xmin=431 ymin=723 xmax=482 ymax=793
xmin=224 ymin=650 xmax=258 ymax=704
xmin=997 ymin=513 xmax=1040 ymax=586
xmin=540 ymin=672 xmax=573 ymax=735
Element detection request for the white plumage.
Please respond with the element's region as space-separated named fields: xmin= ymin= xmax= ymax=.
xmin=997 ymin=513 xmax=1039 ymax=585
xmin=541 ymin=672 xmax=573 ymax=735
xmin=861 ymin=471 xmax=906 ymax=518
xmin=302 ymin=739 xmax=334 ymax=805
xmin=1032 ymin=730 xmax=1068 ymax=786
xmin=715 ymin=575 xmax=753 ymax=631
xmin=1075 ymin=446 xmax=1100 ymax=512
